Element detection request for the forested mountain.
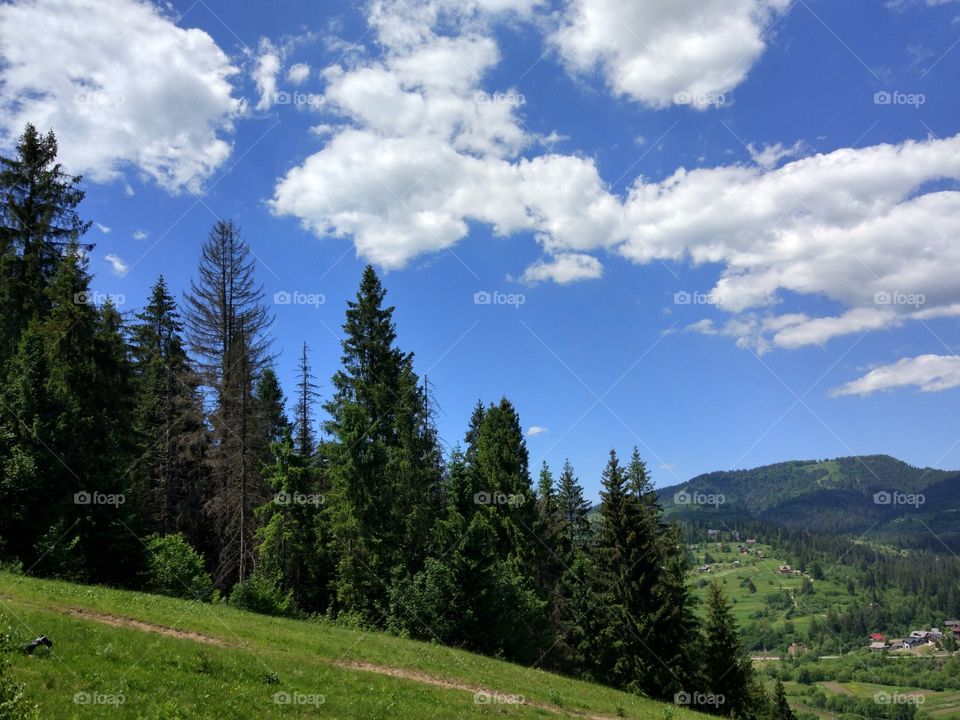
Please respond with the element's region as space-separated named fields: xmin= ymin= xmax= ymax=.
xmin=659 ymin=455 xmax=960 ymax=548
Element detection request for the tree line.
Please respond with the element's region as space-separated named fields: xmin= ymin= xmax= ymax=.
xmin=0 ymin=125 xmax=797 ymax=719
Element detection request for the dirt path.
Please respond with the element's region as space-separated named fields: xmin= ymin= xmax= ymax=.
xmin=332 ymin=660 xmax=622 ymax=720
xmin=63 ymin=607 xmax=629 ymax=719
xmin=68 ymin=608 xmax=231 ymax=647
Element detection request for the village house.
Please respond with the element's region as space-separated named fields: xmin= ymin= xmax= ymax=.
xmin=777 ymin=565 xmax=793 ymax=574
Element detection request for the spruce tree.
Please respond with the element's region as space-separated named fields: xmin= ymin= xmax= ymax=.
xmin=0 ymin=124 xmax=91 ymax=369
xmin=772 ymin=679 xmax=796 ymax=720
xmin=703 ymin=581 xmax=753 ymax=716
xmin=130 ymin=276 xmax=209 ymax=540
xmin=324 ymin=265 xmax=442 ymax=624
xmin=556 ymin=459 xmax=591 ymax=562
xmin=293 ymin=342 xmax=320 ymax=457
xmin=186 ymin=220 xmax=273 ymax=587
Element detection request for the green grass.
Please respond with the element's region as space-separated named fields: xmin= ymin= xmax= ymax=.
xmin=688 ymin=543 xmax=851 ymax=635
xmin=0 ymin=571 xmax=709 ymax=719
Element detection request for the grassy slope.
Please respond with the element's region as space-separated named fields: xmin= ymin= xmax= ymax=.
xmin=0 ymin=572 xmax=709 ymax=720
xmin=688 ymin=543 xmax=850 ymax=635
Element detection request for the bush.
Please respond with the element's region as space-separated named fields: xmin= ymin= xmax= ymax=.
xmin=229 ymin=575 xmax=292 ymax=617
xmin=142 ymin=534 xmax=213 ymax=601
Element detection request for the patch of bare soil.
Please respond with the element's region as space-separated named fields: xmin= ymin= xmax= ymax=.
xmin=332 ymin=660 xmax=621 ymax=720
xmin=68 ymin=608 xmax=231 ymax=647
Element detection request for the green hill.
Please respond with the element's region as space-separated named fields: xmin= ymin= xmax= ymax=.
xmin=658 ymin=455 xmax=960 ymax=544
xmin=0 ymin=571 xmax=709 ymax=719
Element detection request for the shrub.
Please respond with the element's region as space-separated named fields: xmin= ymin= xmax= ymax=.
xmin=142 ymin=534 xmax=213 ymax=601
xmin=229 ymin=575 xmax=292 ymax=617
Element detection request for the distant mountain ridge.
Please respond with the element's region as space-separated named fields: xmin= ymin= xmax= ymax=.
xmin=658 ymin=454 xmax=960 ymax=546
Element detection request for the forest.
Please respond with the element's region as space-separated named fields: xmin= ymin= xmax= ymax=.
xmin=0 ymin=124 xmax=807 ymax=718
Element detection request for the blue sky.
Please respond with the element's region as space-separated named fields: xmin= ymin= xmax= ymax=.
xmin=2 ymin=0 xmax=959 ymax=500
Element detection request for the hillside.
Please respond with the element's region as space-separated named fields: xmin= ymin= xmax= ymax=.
xmin=658 ymin=455 xmax=960 ymax=544
xmin=0 ymin=572 xmax=709 ymax=719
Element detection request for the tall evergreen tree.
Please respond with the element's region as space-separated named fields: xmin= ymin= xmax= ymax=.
xmin=186 ymin=220 xmax=273 ymax=587
xmin=703 ymin=581 xmax=754 ymax=716
xmin=556 ymin=459 xmax=591 ymax=561
xmin=0 ymin=124 xmax=91 ymax=369
xmin=130 ymin=276 xmax=209 ymax=540
xmin=0 ymin=245 xmax=137 ymax=583
xmin=772 ymin=679 xmax=796 ymax=720
xmin=293 ymin=342 xmax=320 ymax=457
xmin=324 ymin=266 xmax=442 ymax=624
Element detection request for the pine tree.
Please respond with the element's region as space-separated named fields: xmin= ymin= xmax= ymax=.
xmin=255 ymin=434 xmax=328 ymax=611
xmin=556 ymin=459 xmax=591 ymax=562
xmin=703 ymin=581 xmax=753 ymax=716
xmin=255 ymin=368 xmax=290 ymax=456
xmin=0 ymin=124 xmax=91 ymax=370
xmin=0 ymin=245 xmax=138 ymax=583
xmin=293 ymin=342 xmax=320 ymax=457
xmin=324 ymin=265 xmax=442 ymax=623
xmin=186 ymin=220 xmax=273 ymax=587
xmin=772 ymin=679 xmax=796 ymax=720
xmin=130 ymin=276 xmax=209 ymax=540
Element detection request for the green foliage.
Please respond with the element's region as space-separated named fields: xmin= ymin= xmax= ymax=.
xmin=142 ymin=533 xmax=213 ymax=601
xmin=229 ymin=575 xmax=293 ymax=617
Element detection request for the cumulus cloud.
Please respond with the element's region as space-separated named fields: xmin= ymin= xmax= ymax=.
xmin=522 ymin=254 xmax=603 ymax=284
xmin=271 ymin=0 xmax=960 ymax=356
xmin=526 ymin=425 xmax=548 ymax=436
xmin=104 ymin=253 xmax=128 ymax=276
xmin=831 ymin=355 xmax=960 ymax=396
xmin=0 ymin=0 xmax=244 ymax=193
xmin=253 ymin=38 xmax=283 ymax=110
xmin=551 ymin=0 xmax=791 ymax=108
xmin=287 ymin=62 xmax=311 ymax=85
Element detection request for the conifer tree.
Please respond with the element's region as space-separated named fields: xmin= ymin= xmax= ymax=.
xmin=703 ymin=581 xmax=753 ymax=716
xmin=556 ymin=459 xmax=591 ymax=561
xmin=186 ymin=220 xmax=273 ymax=587
xmin=294 ymin=342 xmax=320 ymax=457
xmin=772 ymin=679 xmax=796 ymax=720
xmin=0 ymin=124 xmax=91 ymax=369
xmin=324 ymin=266 xmax=442 ymax=623
xmin=130 ymin=276 xmax=208 ymax=539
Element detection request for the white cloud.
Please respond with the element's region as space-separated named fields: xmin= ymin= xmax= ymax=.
xmin=522 ymin=254 xmax=603 ymax=284
xmin=271 ymin=0 xmax=616 ymax=269
xmin=551 ymin=0 xmax=791 ymax=108
xmin=95 ymin=223 xmax=111 ymax=234
xmin=747 ymin=140 xmax=805 ymax=169
xmin=287 ymin=62 xmax=311 ymax=85
xmin=271 ymin=0 xmax=960 ymax=360
xmin=104 ymin=253 xmax=128 ymax=276
xmin=253 ymin=37 xmax=283 ymax=110
xmin=831 ymin=355 xmax=960 ymax=396
xmin=0 ymin=0 xmax=243 ymax=193
xmin=133 ymin=229 xmax=148 ymax=240
xmin=526 ymin=425 xmax=548 ymax=436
